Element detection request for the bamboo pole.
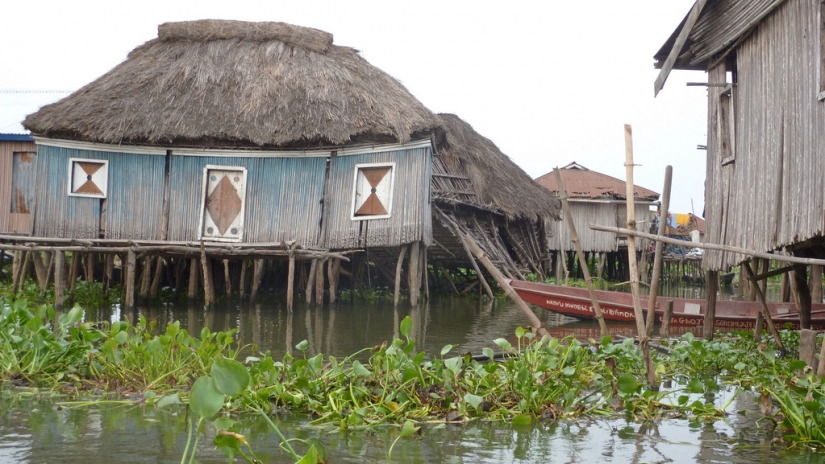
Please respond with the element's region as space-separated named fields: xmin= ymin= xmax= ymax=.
xmin=328 ymin=258 xmax=340 ymax=303
xmin=743 ymin=261 xmax=785 ymax=353
xmin=150 ymin=257 xmax=164 ymax=299
xmin=394 ymin=245 xmax=408 ymax=306
xmin=125 ymin=249 xmax=137 ymax=309
xmin=223 ymin=259 xmax=232 ymax=297
xmin=315 ymin=258 xmax=326 ymax=305
xmin=423 ymin=247 xmax=429 ymax=301
xmin=660 ymin=300 xmax=673 ymax=338
xmin=239 ymin=260 xmax=248 ymax=300
xmin=464 ymin=234 xmax=549 ymax=338
xmin=647 ymin=166 xmax=672 ymax=334
xmin=553 ymin=167 xmax=608 ymax=338
xmin=200 ymin=244 xmax=215 ymax=308
xmin=624 ymin=124 xmax=658 ymax=389
xmin=54 ymin=251 xmax=65 ymax=309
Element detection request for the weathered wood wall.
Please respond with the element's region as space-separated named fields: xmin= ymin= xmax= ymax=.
xmin=0 ymin=140 xmax=36 ymax=234
xmin=547 ymin=201 xmax=651 ymax=252
xmin=704 ymin=0 xmax=824 ymax=270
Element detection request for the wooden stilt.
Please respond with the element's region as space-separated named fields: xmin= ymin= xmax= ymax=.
xmin=305 ymin=260 xmax=318 ymax=304
xmin=68 ymin=253 xmax=81 ymax=305
xmin=174 ymin=258 xmax=184 ymax=295
xmin=810 ymin=265 xmax=822 ymax=304
xmin=792 ymin=263 xmax=812 ymax=330
xmin=223 ymin=259 xmax=232 ymax=298
xmin=250 ymin=259 xmax=265 ymax=303
xmin=703 ymin=270 xmax=718 ymax=340
xmin=394 ymin=245 xmax=408 ymax=306
xmin=239 ymin=260 xmax=248 ymax=301
xmin=315 ymin=258 xmax=326 ymax=305
xmin=188 ymin=258 xmax=199 ymax=301
xmin=647 ymin=166 xmax=672 ymax=334
xmin=104 ymin=254 xmax=114 ymax=294
xmin=287 ymin=252 xmax=296 ymax=312
xmin=660 ymin=300 xmax=673 ymax=339
xmin=439 ymin=264 xmax=460 ymax=295
xmin=408 ymin=241 xmax=421 ymax=306
xmin=32 ymin=251 xmax=48 ymax=291
xmin=781 ymin=271 xmax=791 ymax=302
xmin=125 ymin=249 xmax=137 ymax=309
xmin=753 ymin=312 xmax=764 ymax=343
xmin=743 ymin=261 xmax=785 ymax=352
xmin=12 ymin=251 xmax=27 ymax=292
xmin=800 ymin=329 xmax=818 ymax=373
xmin=84 ymin=252 xmax=94 ymax=282
xmin=150 ymin=257 xmax=164 ymax=299
xmin=200 ymin=245 xmax=215 ymax=308
xmin=423 ymin=247 xmax=429 ymax=301
xmin=818 ymin=334 xmax=825 ymax=378
xmin=10 ymin=251 xmax=20 ymax=285
xmin=54 ymin=251 xmax=66 ymax=309
xmin=139 ymin=257 xmax=153 ymax=303
xmin=328 ymin=258 xmax=340 ymax=303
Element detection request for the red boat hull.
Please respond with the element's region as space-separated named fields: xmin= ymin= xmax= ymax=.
xmin=508 ymin=280 xmax=825 ymax=330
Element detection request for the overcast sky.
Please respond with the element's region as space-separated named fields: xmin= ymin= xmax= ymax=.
xmin=0 ymin=0 xmax=707 ymax=215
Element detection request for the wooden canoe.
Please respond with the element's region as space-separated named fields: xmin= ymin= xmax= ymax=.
xmin=508 ymin=279 xmax=825 ymax=330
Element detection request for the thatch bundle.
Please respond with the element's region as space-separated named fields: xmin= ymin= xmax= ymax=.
xmin=435 ymin=114 xmax=560 ymax=221
xmin=24 ymin=20 xmax=437 ymax=148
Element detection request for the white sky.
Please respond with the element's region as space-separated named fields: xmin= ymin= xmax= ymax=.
xmin=0 ymin=0 xmax=707 ymax=215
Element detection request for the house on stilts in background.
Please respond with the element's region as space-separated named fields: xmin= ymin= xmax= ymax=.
xmin=654 ymin=0 xmax=825 ymax=326
xmin=534 ymin=162 xmax=659 ymax=283
xmin=12 ymin=20 xmax=559 ymax=308
xmin=0 ymin=134 xmax=36 ymax=235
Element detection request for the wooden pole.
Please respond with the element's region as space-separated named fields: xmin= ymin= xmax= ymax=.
xmin=139 ymin=257 xmax=153 ymax=304
xmin=32 ymin=251 xmax=48 ymax=291
xmin=305 ymin=260 xmax=317 ymax=304
xmin=54 ymin=251 xmax=65 ymax=309
xmin=753 ymin=312 xmax=764 ymax=343
xmin=68 ymin=252 xmax=81 ymax=305
xmin=800 ymin=329 xmax=818 ymax=373
xmin=439 ymin=264 xmax=460 ymax=295
xmin=239 ymin=260 xmax=248 ymax=300
xmin=315 ymin=258 xmax=326 ymax=305
xmin=423 ymin=247 xmax=429 ymax=301
xmin=703 ymin=270 xmax=718 ymax=340
xmin=394 ymin=245 xmax=408 ymax=306
xmin=811 ymin=265 xmax=822 ymax=304
xmin=818 ymin=334 xmax=825 ymax=378
xmin=743 ymin=261 xmax=785 ymax=353
xmin=660 ymin=300 xmax=673 ymax=339
xmin=408 ymin=241 xmax=421 ymax=306
xmin=104 ymin=253 xmax=114 ymax=294
xmin=792 ymin=263 xmax=812 ymax=329
xmin=250 ymin=259 xmax=265 ymax=304
xmin=553 ymin=167 xmax=608 ymax=338
xmin=150 ymin=257 xmax=164 ymax=300
xmin=624 ymin=124 xmax=658 ymax=389
xmin=223 ymin=259 xmax=232 ymax=298
xmin=287 ymin=253 xmax=296 ymax=312
xmin=328 ymin=258 xmax=340 ymax=303
xmin=647 ymin=166 xmax=672 ymax=334
xmin=464 ymin=233 xmax=549 ymax=338
xmin=84 ymin=252 xmax=94 ymax=283
xmin=200 ymin=244 xmax=215 ymax=308
xmin=188 ymin=258 xmax=199 ymax=301
xmin=125 ymin=249 xmax=137 ymax=309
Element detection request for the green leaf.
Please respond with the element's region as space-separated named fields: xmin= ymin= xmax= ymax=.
xmin=211 ymin=357 xmax=250 ymax=397
xmin=352 ymin=360 xmax=371 ymax=376
xmin=512 ymin=414 xmax=532 ymax=425
xmin=444 ymin=357 xmax=463 ymax=374
xmin=762 ymin=348 xmax=776 ymax=364
xmin=213 ymin=431 xmax=246 ymax=462
xmin=617 ymin=374 xmax=639 ymax=394
xmin=482 ymin=347 xmax=495 ymax=361
xmin=114 ymin=331 xmax=128 ymax=344
xmin=296 ymin=445 xmax=319 ymax=464
xmin=399 ymin=420 xmax=420 ymax=438
xmin=295 ymin=340 xmax=309 ymax=352
xmin=189 ymin=376 xmax=224 ymax=419
xmin=788 ymin=360 xmax=807 ymax=371
xmin=677 ymin=395 xmax=689 ymax=406
xmin=304 ymin=438 xmax=327 ymax=462
xmin=562 ymin=366 xmax=576 ymax=377
xmin=687 ymin=379 xmax=704 ymax=394
xmin=515 ymin=326 xmax=526 ymax=339
xmin=441 ymin=344 xmax=455 ymax=356
xmin=464 ymin=393 xmax=483 ymax=409
xmin=156 ymin=393 xmax=181 ymax=409
xmin=803 ymin=401 xmax=823 ymax=413
xmin=213 ymin=417 xmax=237 ymax=431
xmin=64 ymin=306 xmax=83 ymax=326
xmin=402 ymin=368 xmax=419 ymax=384
xmin=494 ymin=338 xmax=512 ymax=352
xmin=400 ymin=316 xmax=412 ymax=338
xmin=733 ymin=362 xmax=746 ymax=371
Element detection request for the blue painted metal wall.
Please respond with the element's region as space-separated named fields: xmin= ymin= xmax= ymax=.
xmin=33 ymin=144 xmax=166 ymax=239
xmin=167 ymin=155 xmax=327 ymax=245
xmin=324 ymin=146 xmax=432 ymax=249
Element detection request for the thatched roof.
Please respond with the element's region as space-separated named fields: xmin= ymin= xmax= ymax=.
xmin=24 ymin=20 xmax=438 ymax=149
xmin=432 ymin=114 xmax=561 ymax=221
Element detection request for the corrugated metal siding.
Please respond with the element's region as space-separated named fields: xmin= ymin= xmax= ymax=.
xmin=33 ymin=145 xmax=165 ymax=239
xmin=324 ymin=146 xmax=432 ymax=249
xmin=0 ymin=140 xmax=36 ymax=234
xmin=703 ymin=0 xmax=823 ymax=270
xmin=547 ymin=202 xmax=651 ymax=252
xmin=167 ymin=155 xmax=327 ymax=245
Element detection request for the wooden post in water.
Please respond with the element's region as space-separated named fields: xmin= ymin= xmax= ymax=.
xmin=223 ymin=259 xmax=232 ymax=298
xmin=753 ymin=312 xmax=764 ymax=343
xmin=150 ymin=257 xmax=164 ymax=300
xmin=800 ymin=329 xmax=818 ymax=374
xmin=287 ymin=251 xmax=296 ymax=312
xmin=125 ymin=249 xmax=137 ymax=309
xmin=305 ymin=260 xmax=317 ymax=304
xmin=139 ymin=257 xmax=153 ymax=304
xmin=660 ymin=300 xmax=673 ymax=339
xmin=239 ymin=260 xmax=248 ymax=301
xmin=394 ymin=245 xmax=408 ymax=306
xmin=104 ymin=254 xmax=114 ymax=294
xmin=84 ymin=252 xmax=95 ymax=283
xmin=624 ymin=124 xmax=658 ymax=389
xmin=703 ymin=270 xmax=718 ymax=340
xmin=464 ymin=233 xmax=549 ymax=338
xmin=743 ymin=261 xmax=785 ymax=352
xmin=315 ymin=258 xmax=326 ymax=305
xmin=54 ymin=251 xmax=65 ymax=309
xmin=553 ymin=167 xmax=608 ymax=338
xmin=188 ymin=258 xmax=199 ymax=301
xmin=68 ymin=252 xmax=81 ymax=305
xmin=328 ymin=258 xmax=340 ymax=303
xmin=792 ymin=263 xmax=812 ymax=329
xmin=423 ymin=247 xmax=430 ymax=301
xmin=811 ymin=265 xmax=822 ymax=304
xmin=647 ymin=166 xmax=672 ymax=334
xmin=250 ymin=259 xmax=265 ymax=304
xmin=200 ymin=244 xmax=215 ymax=308
xmin=408 ymin=241 xmax=421 ymax=306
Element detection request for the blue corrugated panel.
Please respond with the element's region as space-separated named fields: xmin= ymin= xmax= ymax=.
xmin=324 ymin=146 xmax=432 ymax=249
xmin=33 ymin=145 xmax=165 ymax=239
xmin=0 ymin=134 xmax=34 ymax=142
xmin=167 ymin=155 xmax=327 ymax=245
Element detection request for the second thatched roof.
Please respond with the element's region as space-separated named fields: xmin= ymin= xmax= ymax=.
xmin=24 ymin=20 xmax=438 ymax=149
xmin=433 ymin=114 xmax=561 ymax=221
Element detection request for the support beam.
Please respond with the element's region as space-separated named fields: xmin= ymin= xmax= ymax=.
xmin=647 ymin=166 xmax=672 ymax=334
xmin=811 ymin=265 xmax=822 ymax=304
xmin=250 ymin=259 xmax=264 ymax=304
xmin=287 ymin=251 xmax=296 ymax=312
xmin=394 ymin=245 xmax=408 ymax=306
xmin=239 ymin=260 xmax=248 ymax=300
xmin=315 ymin=258 xmax=326 ymax=305
xmin=200 ymin=245 xmax=215 ymax=308
xmin=654 ymin=0 xmax=708 ymax=96
xmin=54 ymin=251 xmax=65 ymax=309
xmin=125 ymin=249 xmax=137 ymax=309
xmin=188 ymin=258 xmax=199 ymax=301
xmin=743 ymin=261 xmax=785 ymax=352
xmin=68 ymin=252 xmax=81 ymax=305
xmin=792 ymin=263 xmax=812 ymax=329
xmin=703 ymin=270 xmax=718 ymax=340
xmin=408 ymin=241 xmax=421 ymax=306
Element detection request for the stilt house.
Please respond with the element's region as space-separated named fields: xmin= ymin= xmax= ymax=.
xmin=655 ymin=0 xmax=825 ymax=323
xmin=535 ymin=162 xmax=658 ymax=280
xmin=0 ymin=134 xmax=36 ymax=235
xmin=17 ymin=20 xmax=559 ymax=303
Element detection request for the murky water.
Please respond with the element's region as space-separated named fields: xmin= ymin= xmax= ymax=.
xmin=1 ymin=288 xmax=820 ymax=463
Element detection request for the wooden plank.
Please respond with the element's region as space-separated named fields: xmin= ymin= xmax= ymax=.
xmin=749 ymin=264 xmax=794 ymax=282
xmin=648 ymin=166 xmax=672 ymax=334
xmin=654 ymin=0 xmax=709 ymax=96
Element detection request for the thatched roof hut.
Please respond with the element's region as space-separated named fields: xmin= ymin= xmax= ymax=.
xmin=24 ymin=20 xmax=438 ymax=149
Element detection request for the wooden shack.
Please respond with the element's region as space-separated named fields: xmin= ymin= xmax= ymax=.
xmin=0 ymin=134 xmax=35 ymax=235
xmin=15 ymin=20 xmax=559 ymax=307
xmin=654 ymin=0 xmax=825 ymax=324
xmin=535 ymin=162 xmax=659 ymax=282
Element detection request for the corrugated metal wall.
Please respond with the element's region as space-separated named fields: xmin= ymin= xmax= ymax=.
xmin=0 ymin=140 xmax=36 ymax=234
xmin=324 ymin=146 xmax=432 ymax=249
xmin=703 ymin=0 xmax=824 ymax=270
xmin=33 ymin=144 xmax=166 ymax=239
xmin=167 ymin=155 xmax=327 ymax=245
xmin=547 ymin=202 xmax=651 ymax=252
